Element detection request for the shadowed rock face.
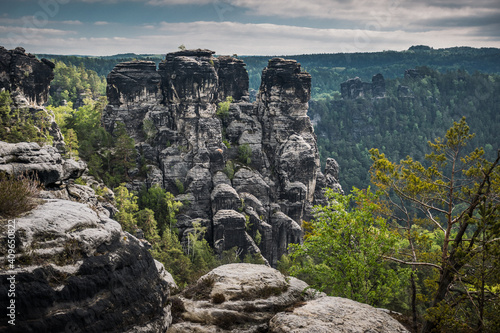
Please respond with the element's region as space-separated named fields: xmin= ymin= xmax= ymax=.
xmin=102 ymin=49 xmax=342 ymax=266
xmin=0 ymin=46 xmax=54 ymax=106
xmin=0 ymin=141 xmax=86 ymax=186
xmin=0 ymin=200 xmax=172 ymax=333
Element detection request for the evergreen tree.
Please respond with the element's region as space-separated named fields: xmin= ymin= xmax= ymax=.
xmin=370 ymin=118 xmax=500 ymax=332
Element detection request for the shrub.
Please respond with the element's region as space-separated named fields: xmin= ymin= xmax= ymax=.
xmin=216 ymin=96 xmax=233 ymax=119
xmin=0 ymin=172 xmax=40 ymax=218
xmin=175 ymin=178 xmax=185 ymax=194
xmin=237 ymin=143 xmax=252 ymax=165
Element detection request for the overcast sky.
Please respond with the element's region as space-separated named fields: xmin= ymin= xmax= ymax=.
xmin=1 ymin=0 xmax=499 ymax=56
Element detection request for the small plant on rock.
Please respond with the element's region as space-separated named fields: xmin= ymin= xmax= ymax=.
xmin=0 ymin=172 xmax=40 ymax=219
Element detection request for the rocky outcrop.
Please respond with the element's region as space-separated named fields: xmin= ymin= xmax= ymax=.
xmin=167 ymin=263 xmax=408 ymax=333
xmin=168 ymin=263 xmax=321 ymax=332
xmin=269 ymin=296 xmax=409 ymax=333
xmin=0 ymin=46 xmax=64 ymax=148
xmin=0 ymin=141 xmax=86 ymax=186
xmin=0 ymin=46 xmax=54 ymax=106
xmin=341 ymin=74 xmax=386 ymax=99
xmin=0 ymin=199 xmax=172 ymax=333
xmin=102 ymin=49 xmax=342 ymax=266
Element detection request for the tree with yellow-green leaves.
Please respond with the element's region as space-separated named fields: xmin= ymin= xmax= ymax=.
xmin=370 ymin=117 xmax=500 ymax=332
xmin=288 ymin=188 xmax=410 ymax=308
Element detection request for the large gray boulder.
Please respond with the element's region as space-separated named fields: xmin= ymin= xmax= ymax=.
xmin=0 ymin=199 xmax=172 ymax=333
xmin=269 ymin=296 xmax=409 ymax=333
xmin=168 ymin=263 xmax=320 ymax=333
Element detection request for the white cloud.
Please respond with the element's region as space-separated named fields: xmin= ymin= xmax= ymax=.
xmin=0 ymin=25 xmax=76 ymax=36
xmin=94 ymin=21 xmax=110 ymax=25
xmin=3 ymin=21 xmax=498 ymax=56
xmin=62 ymin=20 xmax=83 ymax=25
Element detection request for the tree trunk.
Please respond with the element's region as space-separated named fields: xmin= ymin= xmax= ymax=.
xmin=420 ymin=268 xmax=454 ymax=333
xmin=411 ymin=272 xmax=418 ymax=333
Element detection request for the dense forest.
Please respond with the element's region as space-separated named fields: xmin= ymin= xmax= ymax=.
xmin=310 ymin=67 xmax=500 ymax=191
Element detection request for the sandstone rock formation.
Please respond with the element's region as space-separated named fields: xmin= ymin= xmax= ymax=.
xmin=341 ymin=74 xmax=386 ymax=99
xmin=0 ymin=46 xmax=64 ymax=148
xmin=167 ymin=263 xmax=408 ymax=333
xmin=0 ymin=46 xmax=54 ymax=106
xmin=167 ymin=263 xmax=322 ymax=333
xmin=269 ymin=296 xmax=409 ymax=333
xmin=0 ymin=199 xmax=172 ymax=333
xmin=102 ymin=49 xmax=342 ymax=266
xmin=0 ymin=141 xmax=86 ymax=186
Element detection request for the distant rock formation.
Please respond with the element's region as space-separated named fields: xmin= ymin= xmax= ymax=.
xmin=340 ymin=74 xmax=386 ymax=99
xmin=167 ymin=263 xmax=409 ymax=333
xmin=102 ymin=49 xmax=342 ymax=266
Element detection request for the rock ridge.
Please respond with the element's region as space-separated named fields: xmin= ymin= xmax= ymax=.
xmin=102 ymin=49 xmax=342 ymax=266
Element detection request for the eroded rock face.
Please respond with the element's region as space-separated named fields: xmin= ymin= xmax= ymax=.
xmin=0 ymin=141 xmax=86 ymax=186
xmin=102 ymin=49 xmax=342 ymax=266
xmin=168 ymin=263 xmax=407 ymax=333
xmin=168 ymin=263 xmax=321 ymax=333
xmin=0 ymin=200 xmax=172 ymax=333
xmin=0 ymin=46 xmax=65 ymax=149
xmin=0 ymin=46 xmax=54 ymax=106
xmin=269 ymin=296 xmax=409 ymax=333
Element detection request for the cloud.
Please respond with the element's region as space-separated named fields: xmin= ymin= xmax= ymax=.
xmin=0 ymin=25 xmax=76 ymax=36
xmin=0 ymin=16 xmax=83 ymax=27
xmin=4 ymin=20 xmax=498 ymax=56
xmin=94 ymin=21 xmax=110 ymax=25
xmin=77 ymin=0 xmax=214 ymax=3
xmin=62 ymin=20 xmax=83 ymax=25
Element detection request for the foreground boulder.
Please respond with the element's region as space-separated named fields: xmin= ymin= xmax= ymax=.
xmin=0 ymin=141 xmax=86 ymax=186
xmin=269 ymin=296 xmax=409 ymax=333
xmin=167 ymin=263 xmax=408 ymax=333
xmin=168 ymin=263 xmax=320 ymax=332
xmin=0 ymin=200 xmax=172 ymax=332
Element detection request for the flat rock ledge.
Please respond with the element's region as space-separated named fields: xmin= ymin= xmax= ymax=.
xmin=269 ymin=296 xmax=409 ymax=333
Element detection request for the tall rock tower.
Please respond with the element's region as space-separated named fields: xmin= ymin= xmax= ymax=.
xmin=102 ymin=49 xmax=341 ymax=266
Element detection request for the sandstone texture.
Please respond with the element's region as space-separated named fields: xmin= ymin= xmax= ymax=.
xmin=269 ymin=296 xmax=409 ymax=333
xmin=167 ymin=263 xmax=321 ymax=333
xmin=102 ymin=49 xmax=343 ymax=266
xmin=167 ymin=263 xmax=407 ymax=333
xmin=0 ymin=46 xmax=64 ymax=148
xmin=0 ymin=200 xmax=172 ymax=333
xmin=0 ymin=141 xmax=86 ymax=186
xmin=0 ymin=46 xmax=54 ymax=106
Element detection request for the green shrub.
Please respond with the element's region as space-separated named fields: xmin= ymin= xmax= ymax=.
xmin=238 ymin=144 xmax=252 ymax=165
xmin=222 ymin=160 xmax=235 ymax=180
xmin=216 ymin=96 xmax=233 ymax=119
xmin=0 ymin=172 xmax=40 ymax=218
xmin=175 ymin=179 xmax=185 ymax=194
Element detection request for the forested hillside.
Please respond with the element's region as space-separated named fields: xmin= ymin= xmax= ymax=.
xmin=37 ymin=46 xmax=500 ymax=192
xmin=310 ymin=67 xmax=500 ymax=191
